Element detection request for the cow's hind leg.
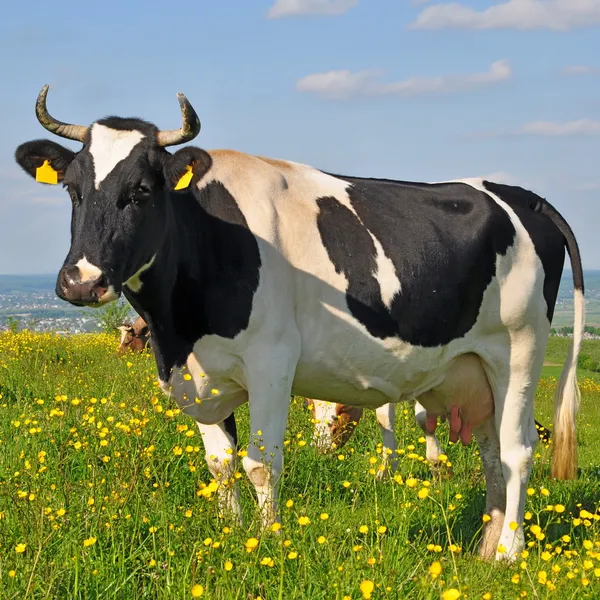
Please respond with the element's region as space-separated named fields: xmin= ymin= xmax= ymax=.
xmin=198 ymin=415 xmax=242 ymax=524
xmin=375 ymin=403 xmax=397 ymax=479
xmin=490 ymin=341 xmax=542 ymax=561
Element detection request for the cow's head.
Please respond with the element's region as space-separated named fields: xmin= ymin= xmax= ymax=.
xmin=15 ymin=85 xmax=212 ymax=307
xmin=117 ymin=317 xmax=150 ymax=353
xmin=117 ymin=322 xmax=135 ymax=353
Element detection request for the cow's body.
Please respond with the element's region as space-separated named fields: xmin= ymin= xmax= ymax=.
xmin=16 ymin=87 xmax=584 ymax=563
xmin=144 ymin=157 xmax=550 ymax=408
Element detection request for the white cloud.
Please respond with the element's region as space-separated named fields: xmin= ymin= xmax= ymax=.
xmin=296 ymin=69 xmax=383 ymax=99
xmin=517 ymin=120 xmax=600 ymax=136
xmin=561 ymin=65 xmax=599 ymax=76
xmin=296 ymin=59 xmax=511 ymax=100
xmin=267 ymin=0 xmax=358 ymax=18
xmin=410 ymin=0 xmax=600 ymax=31
xmin=475 ymin=119 xmax=600 ymax=137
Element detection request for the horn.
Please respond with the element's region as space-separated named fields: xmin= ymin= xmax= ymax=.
xmin=156 ymin=92 xmax=201 ymax=147
xmin=35 ymin=85 xmax=89 ymax=142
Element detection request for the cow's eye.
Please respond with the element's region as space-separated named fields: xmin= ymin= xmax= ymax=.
xmin=130 ymin=183 xmax=152 ymax=204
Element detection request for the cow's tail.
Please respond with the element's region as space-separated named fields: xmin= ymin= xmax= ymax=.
xmin=540 ymin=201 xmax=585 ymax=480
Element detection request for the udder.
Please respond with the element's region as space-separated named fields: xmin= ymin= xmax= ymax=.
xmin=417 ymin=353 xmax=494 ymax=446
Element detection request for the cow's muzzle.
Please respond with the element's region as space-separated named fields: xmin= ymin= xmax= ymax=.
xmin=56 ymin=265 xmax=119 ymax=306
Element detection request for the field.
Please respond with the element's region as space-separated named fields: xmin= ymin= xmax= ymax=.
xmin=1 ymin=332 xmax=599 ymax=599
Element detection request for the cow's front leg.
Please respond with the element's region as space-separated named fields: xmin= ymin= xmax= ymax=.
xmin=197 ymin=415 xmax=242 ymax=524
xmin=242 ymin=345 xmax=298 ymax=529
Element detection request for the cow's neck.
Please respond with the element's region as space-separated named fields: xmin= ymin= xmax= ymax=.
xmin=124 ymin=181 xmax=262 ymax=381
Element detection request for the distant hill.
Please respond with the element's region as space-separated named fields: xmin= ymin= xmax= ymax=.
xmin=0 ymin=274 xmax=57 ymax=294
xmin=553 ymin=270 xmax=600 ymax=327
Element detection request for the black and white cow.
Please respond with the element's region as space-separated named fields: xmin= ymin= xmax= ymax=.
xmin=15 ymin=85 xmax=584 ymax=562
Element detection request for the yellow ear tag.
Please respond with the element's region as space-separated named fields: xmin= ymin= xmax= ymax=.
xmin=174 ymin=164 xmax=193 ymax=190
xmin=35 ymin=160 xmax=58 ymax=184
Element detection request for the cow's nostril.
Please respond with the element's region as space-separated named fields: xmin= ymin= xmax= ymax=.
xmin=63 ymin=266 xmax=80 ymax=287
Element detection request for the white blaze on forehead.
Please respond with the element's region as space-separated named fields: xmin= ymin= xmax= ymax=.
xmin=75 ymin=256 xmax=102 ymax=282
xmin=89 ymin=123 xmax=145 ymax=189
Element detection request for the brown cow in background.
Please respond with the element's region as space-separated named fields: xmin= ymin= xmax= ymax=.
xmin=118 ymin=316 xmax=151 ymax=354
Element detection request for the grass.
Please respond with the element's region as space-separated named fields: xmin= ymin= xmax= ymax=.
xmin=545 ymin=337 xmax=600 ymax=368
xmin=0 ymin=330 xmax=599 ymax=599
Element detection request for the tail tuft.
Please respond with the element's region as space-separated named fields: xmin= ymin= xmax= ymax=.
xmin=550 ymin=291 xmax=584 ymax=480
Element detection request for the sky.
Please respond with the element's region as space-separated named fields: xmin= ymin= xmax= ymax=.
xmin=1 ymin=0 xmax=599 ymax=274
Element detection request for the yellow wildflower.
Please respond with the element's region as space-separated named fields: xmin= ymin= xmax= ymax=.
xmin=360 ymin=580 xmax=375 ymax=599
xmin=429 ymin=561 xmax=443 ymax=579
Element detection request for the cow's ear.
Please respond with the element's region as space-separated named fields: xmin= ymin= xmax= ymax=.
xmin=15 ymin=140 xmax=76 ymax=185
xmin=166 ymin=147 xmax=212 ymax=193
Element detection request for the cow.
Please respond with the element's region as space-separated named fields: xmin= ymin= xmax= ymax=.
xmin=15 ymin=85 xmax=584 ymax=562
xmin=118 ymin=316 xmax=151 ymax=353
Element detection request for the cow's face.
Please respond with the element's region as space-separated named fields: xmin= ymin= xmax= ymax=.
xmin=117 ymin=324 xmax=135 ymax=353
xmin=15 ymin=86 xmax=210 ymax=307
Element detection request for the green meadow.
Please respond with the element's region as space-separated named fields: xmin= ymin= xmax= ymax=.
xmin=0 ymin=330 xmax=599 ymax=599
